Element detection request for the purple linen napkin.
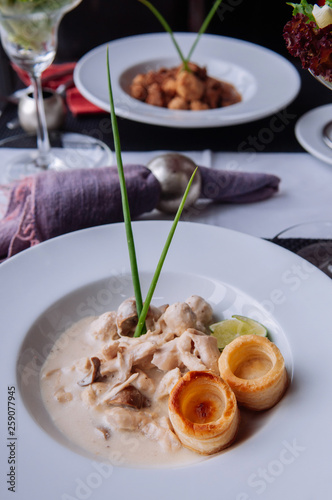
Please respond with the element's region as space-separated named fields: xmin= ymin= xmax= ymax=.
xmin=0 ymin=165 xmax=160 ymax=260
xmin=199 ymin=166 xmax=279 ymax=203
xmin=0 ymin=164 xmax=280 ymax=260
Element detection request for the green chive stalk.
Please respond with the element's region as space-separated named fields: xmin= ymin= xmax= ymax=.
xmin=106 ymin=47 xmax=145 ymax=327
xmin=107 ymin=46 xmax=197 ymax=339
xmin=134 ymin=168 xmax=198 ymax=338
xmin=138 ymin=0 xmax=223 ymax=70
xmin=185 ymin=0 xmax=223 ymax=63
xmin=138 ymin=0 xmax=189 ymax=71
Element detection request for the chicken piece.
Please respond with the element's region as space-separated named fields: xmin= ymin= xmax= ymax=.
xmin=130 ymin=84 xmax=147 ymax=101
xmin=185 ymin=295 xmax=213 ymax=327
xmin=161 ymin=302 xmax=197 ymax=334
xmin=176 ymin=70 xmax=205 ymax=101
xmin=142 ymin=417 xmax=181 ymax=452
xmin=167 ymin=96 xmax=189 ymax=110
xmin=101 ymin=335 xmax=159 ymax=379
xmin=205 ymin=77 xmax=223 ymax=109
xmin=100 ymin=348 xmax=133 ymax=382
xmin=161 ymin=77 xmax=177 ymax=98
xmin=190 ymin=100 xmax=209 ymax=110
xmin=81 ymin=381 xmax=109 ymax=407
xmin=131 ymin=368 xmax=155 ymax=397
xmin=106 ymin=408 xmax=181 ymax=452
xmin=154 ymin=67 xmax=172 ymax=85
xmin=177 ymin=329 xmax=220 ymax=374
xmin=146 ymin=83 xmax=164 ymax=107
xmin=125 ymin=340 xmax=158 ymax=369
xmin=131 ymin=73 xmax=146 ymax=86
xmin=156 ymin=367 xmax=182 ymax=399
xmin=220 ymin=81 xmax=242 ymax=107
xmin=106 ymin=406 xmax=144 ymax=431
xmin=145 ymin=70 xmax=158 ymax=86
xmin=89 ymin=311 xmax=118 ymax=341
xmin=178 ymin=351 xmax=208 ymax=372
xmin=42 ymin=367 xmax=60 ymax=379
xmin=73 ymin=357 xmax=92 ymax=373
xmin=102 ymin=340 xmax=120 ymax=361
xmin=91 ymin=381 xmax=109 ymax=397
xmin=151 ymin=338 xmax=182 ymax=371
xmin=81 ymin=385 xmax=97 ymax=406
xmin=180 ymin=62 xmax=207 ymax=80
xmin=54 ymin=387 xmax=73 ymax=403
xmin=158 ymin=304 xmax=169 ymax=314
xmin=145 ymin=304 xmax=163 ymax=332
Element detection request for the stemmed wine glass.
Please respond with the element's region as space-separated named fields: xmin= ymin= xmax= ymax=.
xmin=0 ymin=0 xmax=111 ymax=181
xmin=273 ymin=221 xmax=332 ymax=278
xmin=275 ymin=73 xmax=332 ymax=278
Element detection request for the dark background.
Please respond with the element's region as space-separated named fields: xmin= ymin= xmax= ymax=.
xmin=56 ymin=0 xmax=294 ymax=62
xmin=0 ymin=0 xmax=330 ymax=154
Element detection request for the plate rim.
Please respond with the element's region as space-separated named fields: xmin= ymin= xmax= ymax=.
xmin=74 ymin=32 xmax=301 ymax=128
xmin=295 ymin=103 xmax=332 ymax=165
xmin=1 ymin=220 xmax=332 ymax=499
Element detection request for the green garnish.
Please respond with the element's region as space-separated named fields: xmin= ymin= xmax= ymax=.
xmin=138 ymin=0 xmax=223 ymax=70
xmin=186 ymin=0 xmax=223 ymax=63
xmin=138 ymin=0 xmax=189 ymax=71
xmin=106 ymin=47 xmax=197 ymax=338
xmin=134 ymin=167 xmax=197 ymax=338
xmin=286 ymin=0 xmax=315 ymax=22
xmin=106 ymin=47 xmax=145 ymax=330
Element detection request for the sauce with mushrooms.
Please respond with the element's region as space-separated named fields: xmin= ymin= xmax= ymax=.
xmin=40 ymin=295 xmax=219 ymax=467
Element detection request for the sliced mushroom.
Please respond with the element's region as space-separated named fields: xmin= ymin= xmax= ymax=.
xmin=116 ymin=298 xmax=138 ymax=337
xmin=96 ymin=426 xmax=111 ymax=440
xmin=105 ymin=385 xmax=150 ymax=410
xmin=77 ymin=357 xmax=101 ymax=387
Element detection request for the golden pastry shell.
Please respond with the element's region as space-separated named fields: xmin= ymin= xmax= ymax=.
xmin=218 ymin=334 xmax=288 ymax=411
xmin=168 ymin=370 xmax=240 ymax=455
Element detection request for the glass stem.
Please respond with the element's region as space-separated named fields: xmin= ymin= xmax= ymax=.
xmin=30 ymin=73 xmax=51 ymax=169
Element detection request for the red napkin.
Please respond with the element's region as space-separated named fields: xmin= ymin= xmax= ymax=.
xmin=66 ymin=86 xmax=106 ymax=116
xmin=12 ymin=62 xmax=106 ymax=116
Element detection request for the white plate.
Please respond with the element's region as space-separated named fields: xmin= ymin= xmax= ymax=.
xmin=1 ymin=221 xmax=332 ymax=499
xmin=74 ymin=33 xmax=301 ymax=128
xmin=295 ymin=104 xmax=332 ymax=165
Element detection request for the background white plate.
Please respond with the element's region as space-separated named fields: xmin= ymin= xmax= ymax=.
xmin=1 ymin=221 xmax=331 ymax=499
xmin=295 ymin=104 xmax=332 ymax=165
xmin=74 ymin=33 xmax=301 ymax=128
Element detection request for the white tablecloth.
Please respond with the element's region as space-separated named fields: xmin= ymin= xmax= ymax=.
xmin=1 ymin=149 xmax=332 ymax=239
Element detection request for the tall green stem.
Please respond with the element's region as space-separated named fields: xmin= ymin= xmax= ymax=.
xmin=106 ymin=47 xmax=144 ymax=323
xmin=185 ymin=0 xmax=223 ymax=63
xmin=134 ymin=168 xmax=198 ymax=338
xmin=138 ymin=0 xmax=189 ymax=71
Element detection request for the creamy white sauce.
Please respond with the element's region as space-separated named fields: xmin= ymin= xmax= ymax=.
xmin=40 ymin=298 xmax=217 ymax=468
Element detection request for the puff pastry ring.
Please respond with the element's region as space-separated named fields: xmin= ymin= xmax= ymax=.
xmin=168 ymin=370 xmax=240 ymax=455
xmin=218 ymin=334 xmax=288 ymax=411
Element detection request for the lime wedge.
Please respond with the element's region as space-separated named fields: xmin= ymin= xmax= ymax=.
xmin=209 ymin=315 xmax=268 ymax=350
